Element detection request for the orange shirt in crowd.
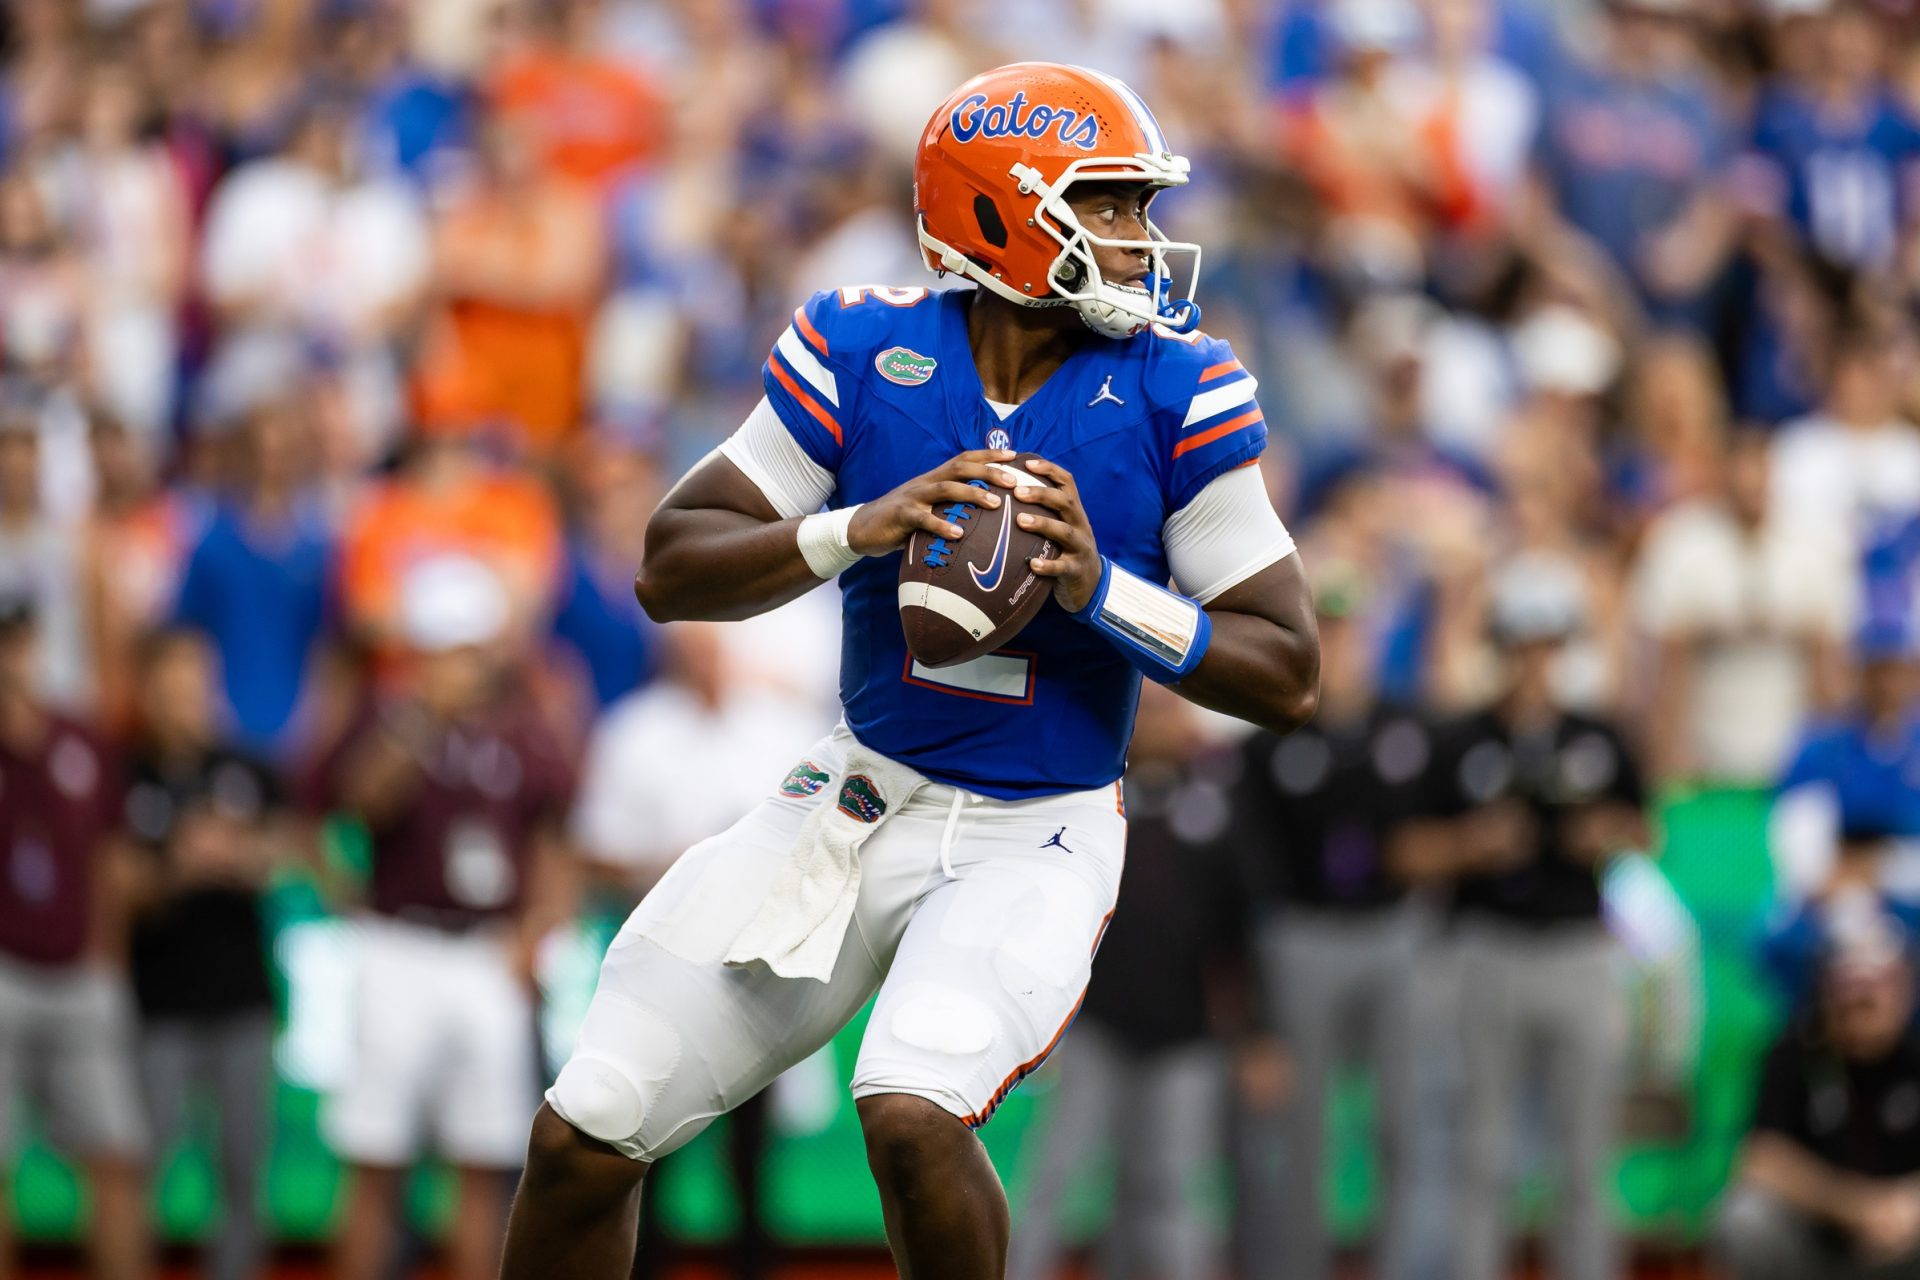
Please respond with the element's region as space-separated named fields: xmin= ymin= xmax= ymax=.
xmin=338 ymin=462 xmax=564 ymax=659
xmin=489 ymin=49 xmax=667 ymax=191
xmin=412 ymin=180 xmax=604 ymax=452
xmin=1281 ymin=92 xmax=1478 ymax=242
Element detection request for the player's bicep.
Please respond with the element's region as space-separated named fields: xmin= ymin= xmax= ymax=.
xmin=655 ymin=447 xmax=788 ymax=526
xmin=718 ymin=396 xmax=837 ymax=520
xmin=1164 ymin=463 xmax=1296 ymax=604
xmin=1205 ymin=550 xmax=1314 ymax=639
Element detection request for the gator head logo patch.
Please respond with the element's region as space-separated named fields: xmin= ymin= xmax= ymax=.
xmin=875 ymin=347 xmax=937 ymax=386
xmin=836 ymin=773 xmax=886 ymax=823
xmin=779 ymin=760 xmax=830 ymax=798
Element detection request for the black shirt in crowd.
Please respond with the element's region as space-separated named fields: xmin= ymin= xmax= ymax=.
xmin=125 ymin=746 xmax=278 ymax=1021
xmin=1232 ymin=702 xmax=1433 ymax=912
xmin=1752 ymin=1028 xmax=1920 ymax=1180
xmin=1416 ymin=709 xmax=1645 ymax=927
xmin=1081 ymin=761 xmax=1266 ymax=1054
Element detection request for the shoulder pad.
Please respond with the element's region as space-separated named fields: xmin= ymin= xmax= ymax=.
xmin=796 ymin=285 xmax=938 ymax=370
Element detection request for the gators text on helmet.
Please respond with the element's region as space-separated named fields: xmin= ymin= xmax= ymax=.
xmin=914 ymin=62 xmax=1202 ymax=341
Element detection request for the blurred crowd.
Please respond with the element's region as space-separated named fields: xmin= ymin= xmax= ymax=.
xmin=8 ymin=0 xmax=1920 ymax=1277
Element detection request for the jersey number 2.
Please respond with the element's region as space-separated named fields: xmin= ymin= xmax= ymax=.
xmin=838 ymin=285 xmax=929 ymax=308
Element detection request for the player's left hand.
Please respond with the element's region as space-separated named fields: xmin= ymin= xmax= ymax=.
xmin=1016 ymin=458 xmax=1103 ymax=613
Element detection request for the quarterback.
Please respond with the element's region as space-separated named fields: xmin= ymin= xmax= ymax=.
xmin=501 ymin=63 xmax=1319 ymax=1279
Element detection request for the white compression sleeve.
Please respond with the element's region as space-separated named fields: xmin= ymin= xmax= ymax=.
xmin=1163 ymin=463 xmax=1297 ymax=604
xmin=718 ymin=396 xmax=837 ymax=520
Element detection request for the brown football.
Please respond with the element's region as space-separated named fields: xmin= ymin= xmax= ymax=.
xmin=898 ymin=453 xmax=1060 ymax=669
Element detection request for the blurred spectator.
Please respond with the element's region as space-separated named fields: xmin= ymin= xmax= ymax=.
xmin=1279 ymin=0 xmax=1462 ymax=290
xmin=199 ymin=95 xmax=430 ymax=466
xmin=0 ymin=404 xmax=90 ymax=712
xmin=1633 ymin=427 xmax=1856 ymax=785
xmin=338 ymin=429 xmax=563 ymax=663
xmin=172 ymin=397 xmax=337 ymax=759
xmin=204 ymin=0 xmax=326 ymax=164
xmin=1528 ymin=0 xmax=1735 ymax=316
xmin=1771 ymin=630 xmax=1920 ymax=904
xmin=548 ymin=438 xmax=664 ymax=715
xmin=123 ymin=628 xmax=281 ymax=1280
xmin=1716 ymin=911 xmax=1920 ymax=1279
xmin=1396 ymin=561 xmax=1649 ymax=1280
xmin=1743 ymin=0 xmax=1920 ymax=277
xmin=0 ymin=598 xmax=149 ymax=1280
xmin=571 ymin=622 xmax=819 ymax=891
xmin=412 ymin=111 xmax=605 ymax=451
xmin=0 ymin=169 xmax=86 ymax=395
xmin=487 ymin=0 xmax=668 ymax=193
xmin=47 ymin=63 xmax=191 ymax=443
xmin=83 ymin=413 xmax=196 ymax=737
xmin=1760 ymin=815 xmax=1920 ymax=1015
xmin=314 ymin=556 xmax=575 ymax=1280
xmin=1007 ymin=686 xmax=1269 ymax=1280
xmin=1228 ymin=566 xmax=1437 ymax=1280
xmin=1770 ymin=323 xmax=1920 ymax=545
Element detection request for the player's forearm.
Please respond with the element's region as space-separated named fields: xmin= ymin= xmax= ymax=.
xmin=1172 ymin=609 xmax=1319 ymax=734
xmin=633 ymin=507 xmax=825 ymax=623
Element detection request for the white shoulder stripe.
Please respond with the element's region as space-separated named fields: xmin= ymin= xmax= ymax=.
xmin=776 ymin=326 xmax=840 ymax=407
xmin=1183 ymin=376 xmax=1259 ymax=429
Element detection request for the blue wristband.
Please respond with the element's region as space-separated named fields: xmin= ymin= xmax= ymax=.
xmin=1070 ymin=557 xmax=1213 ymax=684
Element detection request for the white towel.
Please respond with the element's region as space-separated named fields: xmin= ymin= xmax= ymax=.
xmin=723 ymin=746 xmax=928 ymax=983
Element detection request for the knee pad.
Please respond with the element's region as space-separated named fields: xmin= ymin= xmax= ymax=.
xmin=551 ymin=1056 xmax=648 ymax=1146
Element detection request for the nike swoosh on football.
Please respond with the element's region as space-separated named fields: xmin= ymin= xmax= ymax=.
xmin=967 ymin=500 xmax=1015 ymax=593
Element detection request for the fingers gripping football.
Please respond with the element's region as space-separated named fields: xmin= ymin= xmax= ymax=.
xmin=1015 ymin=459 xmax=1104 ymax=614
xmin=847 ymin=450 xmax=1020 ymax=556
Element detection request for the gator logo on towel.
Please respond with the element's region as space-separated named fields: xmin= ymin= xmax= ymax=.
xmin=779 ymin=760 xmax=830 ymax=798
xmin=875 ymin=347 xmax=937 ymax=386
xmin=837 ymin=773 xmax=886 ymax=823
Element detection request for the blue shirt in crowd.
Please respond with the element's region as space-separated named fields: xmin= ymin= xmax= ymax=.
xmin=551 ymin=541 xmax=659 ymax=710
xmin=1750 ymin=86 xmax=1920 ymax=269
xmin=173 ymin=501 xmax=336 ymax=757
xmin=1535 ymin=64 xmax=1729 ymax=312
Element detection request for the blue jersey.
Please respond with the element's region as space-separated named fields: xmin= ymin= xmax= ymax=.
xmin=1777 ymin=715 xmax=1920 ymax=838
xmin=761 ymin=285 xmax=1268 ymax=800
xmin=1751 ymin=86 xmax=1920 ymax=268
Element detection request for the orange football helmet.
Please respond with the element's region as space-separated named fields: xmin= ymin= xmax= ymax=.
xmin=914 ymin=62 xmax=1200 ymax=340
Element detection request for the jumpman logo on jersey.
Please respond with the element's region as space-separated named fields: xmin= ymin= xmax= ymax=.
xmin=1039 ymin=826 xmax=1075 ymax=854
xmin=1088 ymin=375 xmax=1125 ymax=408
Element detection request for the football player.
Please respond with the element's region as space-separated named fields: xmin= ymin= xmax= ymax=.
xmin=501 ymin=62 xmax=1319 ymax=1280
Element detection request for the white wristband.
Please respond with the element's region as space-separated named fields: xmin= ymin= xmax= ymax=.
xmin=797 ymin=505 xmax=864 ymax=579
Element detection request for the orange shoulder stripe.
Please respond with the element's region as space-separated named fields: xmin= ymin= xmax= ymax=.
xmin=769 ymin=356 xmax=843 ymax=446
xmin=793 ymin=306 xmax=829 ymax=356
xmin=1199 ymin=359 xmax=1243 ymax=383
xmin=1171 ymin=408 xmax=1263 ymax=460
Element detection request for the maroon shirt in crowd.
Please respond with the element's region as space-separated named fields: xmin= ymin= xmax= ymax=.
xmin=319 ymin=703 xmax=574 ymax=923
xmin=0 ymin=718 xmax=125 ymax=964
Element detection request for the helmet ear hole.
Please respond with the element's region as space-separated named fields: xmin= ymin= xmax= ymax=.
xmin=972 ymin=195 xmax=1008 ymax=249
xmin=1054 ymin=258 xmax=1086 ymax=290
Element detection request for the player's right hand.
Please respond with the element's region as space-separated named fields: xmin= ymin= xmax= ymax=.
xmin=846 ymin=449 xmax=1020 ymax=556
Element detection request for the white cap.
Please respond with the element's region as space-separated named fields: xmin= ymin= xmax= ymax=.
xmin=1512 ymin=306 xmax=1621 ymax=397
xmin=1331 ymin=0 xmax=1424 ymax=49
xmin=1489 ymin=554 xmax=1588 ymax=644
xmin=400 ymin=554 xmax=510 ymax=654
